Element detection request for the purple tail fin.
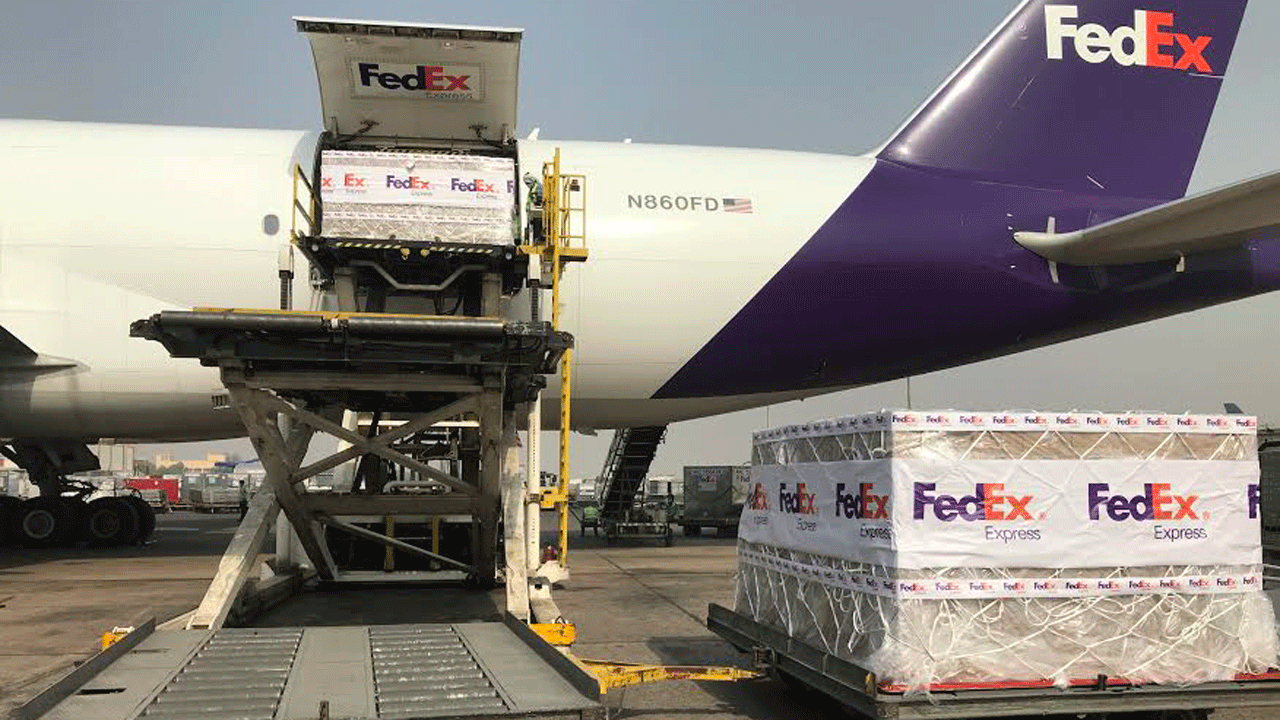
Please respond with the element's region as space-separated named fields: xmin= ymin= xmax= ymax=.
xmin=878 ymin=0 xmax=1248 ymax=200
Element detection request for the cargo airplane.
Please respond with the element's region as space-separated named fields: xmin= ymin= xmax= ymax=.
xmin=1 ymin=0 xmax=1277 ymax=540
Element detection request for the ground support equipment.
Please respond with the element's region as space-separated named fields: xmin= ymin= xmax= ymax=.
xmin=707 ymin=602 xmax=1280 ymax=719
xmin=132 ymin=306 xmax=567 ymax=624
xmin=16 ymin=615 xmax=603 ymax=720
xmin=605 ymin=516 xmax=674 ymax=547
xmin=595 ymin=427 xmax=672 ymax=546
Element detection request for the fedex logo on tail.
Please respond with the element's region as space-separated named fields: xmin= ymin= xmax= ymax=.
xmin=1045 ymin=5 xmax=1212 ymax=73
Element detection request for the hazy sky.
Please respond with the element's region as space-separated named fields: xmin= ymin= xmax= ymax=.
xmin=5 ymin=1 xmax=1280 ymax=478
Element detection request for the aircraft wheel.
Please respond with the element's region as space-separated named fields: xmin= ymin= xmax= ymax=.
xmin=63 ymin=497 xmax=90 ymax=543
xmin=123 ymin=496 xmax=156 ymax=544
xmin=12 ymin=497 xmax=78 ymax=547
xmin=84 ymin=497 xmax=139 ymax=546
xmin=0 ymin=496 xmax=22 ymax=543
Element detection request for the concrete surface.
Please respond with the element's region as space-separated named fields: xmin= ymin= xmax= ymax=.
xmin=2 ymin=510 xmax=1278 ymax=719
xmin=0 ymin=510 xmax=248 ymax=716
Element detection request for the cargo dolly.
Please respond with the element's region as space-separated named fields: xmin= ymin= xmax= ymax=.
xmin=680 ymin=465 xmax=748 ymax=538
xmin=707 ymin=603 xmax=1280 ymax=719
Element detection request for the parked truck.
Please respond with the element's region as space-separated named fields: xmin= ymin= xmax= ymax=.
xmin=680 ymin=465 xmax=749 ymax=537
xmin=124 ymin=477 xmax=179 ymax=512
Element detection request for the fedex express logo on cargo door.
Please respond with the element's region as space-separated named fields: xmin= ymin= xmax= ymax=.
xmin=1045 ymin=6 xmax=1213 ymax=73
xmin=352 ymin=62 xmax=481 ymax=100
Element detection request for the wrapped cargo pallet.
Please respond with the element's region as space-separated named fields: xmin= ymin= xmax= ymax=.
xmin=736 ymin=411 xmax=1278 ymax=690
xmin=320 ymin=150 xmax=517 ymax=245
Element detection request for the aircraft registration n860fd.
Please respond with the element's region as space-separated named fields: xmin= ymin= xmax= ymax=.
xmin=1 ymin=0 xmax=1277 ymax=454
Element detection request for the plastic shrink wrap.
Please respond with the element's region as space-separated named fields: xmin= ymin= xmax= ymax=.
xmin=735 ymin=411 xmax=1278 ymax=690
xmin=319 ymin=150 xmax=516 ymax=245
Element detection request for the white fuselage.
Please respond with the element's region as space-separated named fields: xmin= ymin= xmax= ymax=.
xmin=0 ymin=120 xmax=870 ymax=440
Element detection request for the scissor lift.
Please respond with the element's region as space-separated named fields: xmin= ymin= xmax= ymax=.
xmin=132 ymin=18 xmax=591 ymax=632
xmin=128 ymin=12 xmax=589 ymax=636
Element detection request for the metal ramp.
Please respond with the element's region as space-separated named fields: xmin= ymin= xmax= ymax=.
xmin=32 ymin=620 xmax=601 ymax=720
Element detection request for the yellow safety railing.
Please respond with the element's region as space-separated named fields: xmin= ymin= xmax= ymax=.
xmin=526 ymin=148 xmax=588 ymax=568
xmin=291 ymin=164 xmax=319 ymax=240
xmin=543 ymin=156 xmax=588 ymax=263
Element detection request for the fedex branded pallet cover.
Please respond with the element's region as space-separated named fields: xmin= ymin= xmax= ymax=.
xmin=320 ymin=150 xmax=517 ymax=245
xmin=735 ymin=410 xmax=1277 ymax=689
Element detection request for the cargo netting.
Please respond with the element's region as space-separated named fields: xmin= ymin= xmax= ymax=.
xmin=320 ymin=150 xmax=517 ymax=245
xmin=735 ymin=411 xmax=1278 ymax=690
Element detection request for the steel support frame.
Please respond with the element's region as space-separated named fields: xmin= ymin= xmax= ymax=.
xmin=197 ymin=338 xmax=532 ymax=615
xmin=225 ymin=386 xmax=497 ymax=583
xmin=468 ymin=273 xmax=507 ymax=589
xmin=316 ymin=514 xmax=473 ymax=572
xmin=185 ymin=399 xmax=319 ymax=629
xmin=228 ymin=387 xmax=337 ymax=582
xmin=283 ymin=395 xmax=480 ymax=491
xmin=502 ymin=410 xmax=530 ymax=620
xmin=471 ymin=375 xmax=505 ymax=587
xmin=186 ymin=487 xmax=282 ymax=630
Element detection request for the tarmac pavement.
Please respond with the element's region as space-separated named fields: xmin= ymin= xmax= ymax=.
xmin=0 ymin=510 xmax=250 ymax=716
xmin=0 ymin=510 xmax=1276 ymax=719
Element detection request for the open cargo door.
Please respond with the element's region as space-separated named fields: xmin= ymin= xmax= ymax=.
xmin=295 ymin=18 xmax=522 ymax=144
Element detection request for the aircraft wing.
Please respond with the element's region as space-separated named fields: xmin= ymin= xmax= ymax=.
xmin=0 ymin=325 xmax=35 ymax=358
xmin=1014 ymin=170 xmax=1280 ymax=266
xmin=0 ymin=325 xmax=77 ymax=375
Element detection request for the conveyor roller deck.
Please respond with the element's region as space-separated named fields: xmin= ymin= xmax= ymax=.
xmin=35 ymin=619 xmax=601 ymax=720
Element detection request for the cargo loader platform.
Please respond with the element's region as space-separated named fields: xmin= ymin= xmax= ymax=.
xmin=298 ymin=236 xmax=531 ymax=301
xmin=130 ymin=309 xmax=569 ymax=411
xmin=22 ymin=616 xmax=601 ymax=720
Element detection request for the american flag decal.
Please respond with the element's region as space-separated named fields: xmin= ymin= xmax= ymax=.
xmin=723 ymin=198 xmax=753 ymax=213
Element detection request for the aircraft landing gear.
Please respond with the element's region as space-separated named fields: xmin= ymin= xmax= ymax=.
xmin=11 ymin=496 xmax=81 ymax=547
xmin=4 ymin=489 xmax=154 ymax=547
xmin=0 ymin=495 xmax=21 ymax=543
xmin=0 ymin=439 xmax=155 ymax=547
xmin=84 ymin=497 xmax=139 ymax=546
xmin=125 ymin=495 xmax=157 ymax=543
